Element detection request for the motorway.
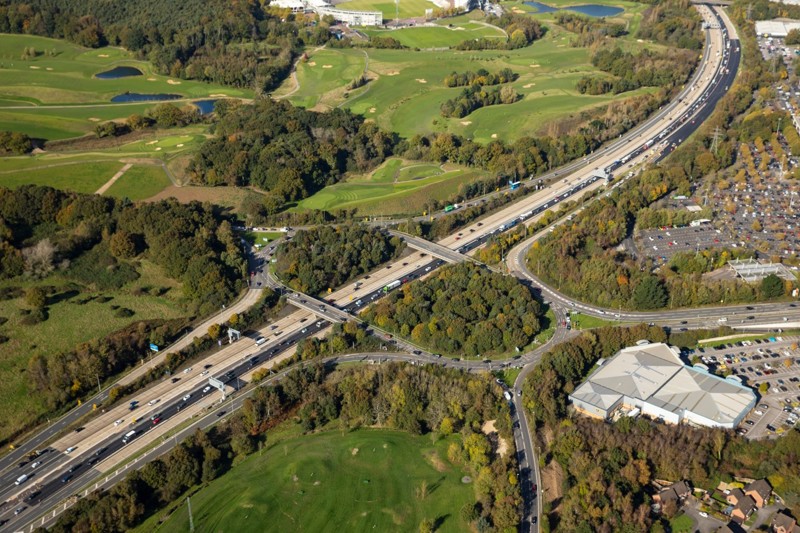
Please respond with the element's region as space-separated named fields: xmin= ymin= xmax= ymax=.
xmin=0 ymin=6 xmax=762 ymax=532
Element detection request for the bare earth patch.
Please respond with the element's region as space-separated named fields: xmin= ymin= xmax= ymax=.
xmin=423 ymin=450 xmax=448 ymax=472
xmin=481 ymin=420 xmax=509 ymax=457
xmin=386 ymin=70 xmax=400 ymax=76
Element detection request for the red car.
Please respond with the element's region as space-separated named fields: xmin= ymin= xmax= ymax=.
xmin=152 ymin=417 xmax=161 ymax=425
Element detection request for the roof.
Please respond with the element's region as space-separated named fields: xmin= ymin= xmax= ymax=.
xmin=569 ymin=343 xmax=755 ymax=427
xmin=649 ymin=367 xmax=756 ymax=426
xmin=735 ymin=496 xmax=757 ymax=516
xmin=772 ymin=511 xmax=797 ymax=530
xmin=728 ymin=488 xmax=745 ymax=502
xmin=745 ymin=479 xmax=772 ymax=501
xmin=755 ymin=20 xmax=800 ymax=36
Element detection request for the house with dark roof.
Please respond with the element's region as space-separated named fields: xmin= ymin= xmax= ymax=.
xmin=731 ymin=496 xmax=757 ymax=523
xmin=772 ymin=510 xmax=799 ymax=533
xmin=745 ymin=479 xmax=772 ymax=509
xmin=655 ymin=480 xmax=692 ymax=505
xmin=726 ymin=488 xmax=746 ymax=507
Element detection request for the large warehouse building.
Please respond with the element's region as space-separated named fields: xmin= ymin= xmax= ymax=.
xmin=569 ymin=342 xmax=756 ymax=429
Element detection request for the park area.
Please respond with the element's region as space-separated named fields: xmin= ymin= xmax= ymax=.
xmin=0 ymin=33 xmax=248 ymax=139
xmin=138 ymin=429 xmax=475 ymax=533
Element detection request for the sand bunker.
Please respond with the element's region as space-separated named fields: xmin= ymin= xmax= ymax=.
xmin=45 ymin=67 xmax=53 ymax=71
xmin=308 ymin=61 xmax=317 ymax=66
xmin=322 ymin=64 xmax=333 ymax=69
xmin=416 ymin=79 xmax=427 ymax=84
xmin=460 ymin=121 xmax=472 ymax=126
xmin=369 ymin=107 xmax=376 ymax=113
xmin=523 ymin=83 xmax=535 ymax=88
xmin=167 ymin=79 xmax=181 ymax=85
xmin=88 ymin=117 xmax=101 ymax=122
xmin=351 ymin=447 xmax=359 ymax=456
xmin=155 ymin=147 xmax=162 ymax=151
xmin=147 ymin=77 xmax=156 ymax=81
xmin=29 ymin=66 xmax=40 ymax=69
xmin=386 ymin=70 xmax=400 ymax=76
xmin=146 ymin=140 xmax=159 ymax=145
xmin=529 ymin=64 xmax=541 ymax=68
xmin=209 ymin=93 xmax=228 ymax=97
xmin=491 ymin=133 xmax=498 ymax=139
xmin=98 ymin=54 xmax=109 ymax=58
xmin=176 ymin=143 xmax=184 ymax=147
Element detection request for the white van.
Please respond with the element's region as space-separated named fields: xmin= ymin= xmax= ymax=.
xmin=15 ymin=474 xmax=28 ymax=485
xmin=255 ymin=337 xmax=267 ymax=346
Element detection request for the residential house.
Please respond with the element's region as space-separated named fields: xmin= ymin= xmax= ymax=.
xmin=772 ymin=511 xmax=799 ymax=533
xmin=745 ymin=479 xmax=773 ymax=509
xmin=655 ymin=480 xmax=692 ymax=505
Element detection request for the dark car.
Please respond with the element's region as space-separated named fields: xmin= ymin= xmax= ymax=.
xmin=61 ymin=474 xmax=73 ymax=483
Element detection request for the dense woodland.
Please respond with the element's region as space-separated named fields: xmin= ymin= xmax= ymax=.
xmin=577 ymin=47 xmax=697 ymax=95
xmin=0 ymin=0 xmax=336 ymax=93
xmin=188 ymin=99 xmax=396 ymax=207
xmin=636 ymin=0 xmax=703 ymax=50
xmin=522 ymin=326 xmax=800 ymax=531
xmin=555 ymin=12 xmax=626 ymax=47
xmin=46 ymin=363 xmax=521 ymax=533
xmin=0 ymin=186 xmax=245 ymax=423
xmin=361 ymin=262 xmax=543 ymax=356
xmin=443 ymin=68 xmax=517 ymax=88
xmin=274 ymin=225 xmax=404 ymax=295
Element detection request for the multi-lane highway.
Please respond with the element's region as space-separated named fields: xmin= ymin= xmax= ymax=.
xmin=0 ymin=5 xmax=759 ymax=531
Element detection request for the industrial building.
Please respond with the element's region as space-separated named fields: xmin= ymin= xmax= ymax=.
xmin=271 ymin=0 xmax=383 ymax=25
xmin=569 ymin=342 xmax=756 ymax=429
xmin=755 ymin=20 xmax=800 ymax=38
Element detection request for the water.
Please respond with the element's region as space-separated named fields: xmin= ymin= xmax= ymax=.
xmin=193 ymin=99 xmax=217 ymax=115
xmin=524 ymin=1 xmax=624 ymax=17
xmin=111 ymin=92 xmax=182 ymax=103
xmin=95 ymin=66 xmax=143 ymax=79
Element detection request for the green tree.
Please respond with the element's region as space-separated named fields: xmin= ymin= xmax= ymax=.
xmin=787 ymin=28 xmax=800 ymax=45
xmin=761 ymin=274 xmax=784 ymax=299
xmin=24 ymin=286 xmax=47 ymax=309
xmin=632 ymin=276 xmax=668 ymax=309
xmin=109 ymin=231 xmax=138 ymax=259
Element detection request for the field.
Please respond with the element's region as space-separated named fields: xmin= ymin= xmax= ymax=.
xmin=0 ymin=33 xmax=249 ymax=139
xmin=0 ymin=262 xmax=185 ymax=443
xmin=296 ymin=158 xmax=488 ymax=216
xmin=142 ymin=429 xmax=474 ymax=533
xmin=336 ymin=0 xmax=438 ymax=20
xmin=284 ymin=22 xmax=655 ymax=145
xmin=0 ymin=160 xmax=124 ymax=193
xmin=104 ymin=164 xmax=173 ymax=201
xmin=361 ymin=19 xmax=506 ymax=49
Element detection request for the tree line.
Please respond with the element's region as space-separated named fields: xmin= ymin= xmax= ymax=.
xmin=274 ymin=225 xmax=404 ymax=295
xmin=45 ymin=362 xmax=522 ymax=532
xmin=361 ymin=262 xmax=543 ymax=356
xmin=0 ymin=1 xmax=338 ymax=93
xmin=555 ymin=12 xmax=626 ymax=48
xmin=440 ymin=84 xmax=519 ymax=118
xmin=443 ymin=68 xmax=517 ymax=88
xmin=636 ymin=0 xmax=703 ymax=50
xmin=455 ymin=13 xmax=544 ymax=50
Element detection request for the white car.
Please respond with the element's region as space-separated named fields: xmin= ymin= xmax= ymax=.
xmin=699 ymin=511 xmax=708 ymax=518
xmin=65 ymin=446 xmax=76 ymax=454
xmin=114 ymin=419 xmax=124 ymax=426
xmin=183 ymin=367 xmax=193 ymax=374
xmin=201 ymin=370 xmax=209 ymax=376
xmin=183 ymin=394 xmax=192 ymax=401
xmin=203 ymin=386 xmax=211 ymax=394
xmin=148 ymin=399 xmax=159 ymax=406
xmin=755 ymin=410 xmax=764 ymax=415
xmin=31 ymin=461 xmax=41 ymax=469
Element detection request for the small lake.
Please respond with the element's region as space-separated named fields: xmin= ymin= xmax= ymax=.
xmin=95 ymin=66 xmax=143 ymax=79
xmin=193 ymin=99 xmax=217 ymax=115
xmin=111 ymin=92 xmax=182 ymax=103
xmin=524 ymin=1 xmax=624 ymax=17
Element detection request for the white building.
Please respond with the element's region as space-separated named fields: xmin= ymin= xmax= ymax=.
xmin=316 ymin=5 xmax=383 ymax=25
xmin=569 ymin=342 xmax=756 ymax=429
xmin=755 ymin=20 xmax=800 ymax=38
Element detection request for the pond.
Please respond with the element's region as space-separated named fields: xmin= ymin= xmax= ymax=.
xmin=193 ymin=99 xmax=217 ymax=115
xmin=524 ymin=1 xmax=624 ymax=17
xmin=111 ymin=92 xmax=182 ymax=103
xmin=95 ymin=66 xmax=143 ymax=79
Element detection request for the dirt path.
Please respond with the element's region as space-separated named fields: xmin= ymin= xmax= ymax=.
xmin=95 ymin=162 xmax=132 ymax=195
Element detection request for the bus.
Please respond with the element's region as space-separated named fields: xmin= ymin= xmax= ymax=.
xmin=383 ymin=280 xmax=401 ymax=293
xmin=509 ymin=181 xmax=521 ymax=191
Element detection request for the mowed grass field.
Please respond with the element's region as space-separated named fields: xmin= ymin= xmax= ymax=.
xmin=286 ymin=22 xmax=655 ymax=145
xmin=336 ymin=0 xmax=438 ymax=20
xmin=104 ymin=164 xmax=173 ymax=201
xmin=361 ymin=19 xmax=506 ymax=49
xmin=288 ymin=49 xmax=367 ymax=109
xmin=0 ymin=263 xmax=184 ymax=444
xmin=296 ymin=158 xmax=488 ymax=215
xmin=0 ymin=160 xmax=124 ymax=193
xmin=0 ymin=34 xmax=249 ymax=139
xmin=142 ymin=429 xmax=475 ymax=533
